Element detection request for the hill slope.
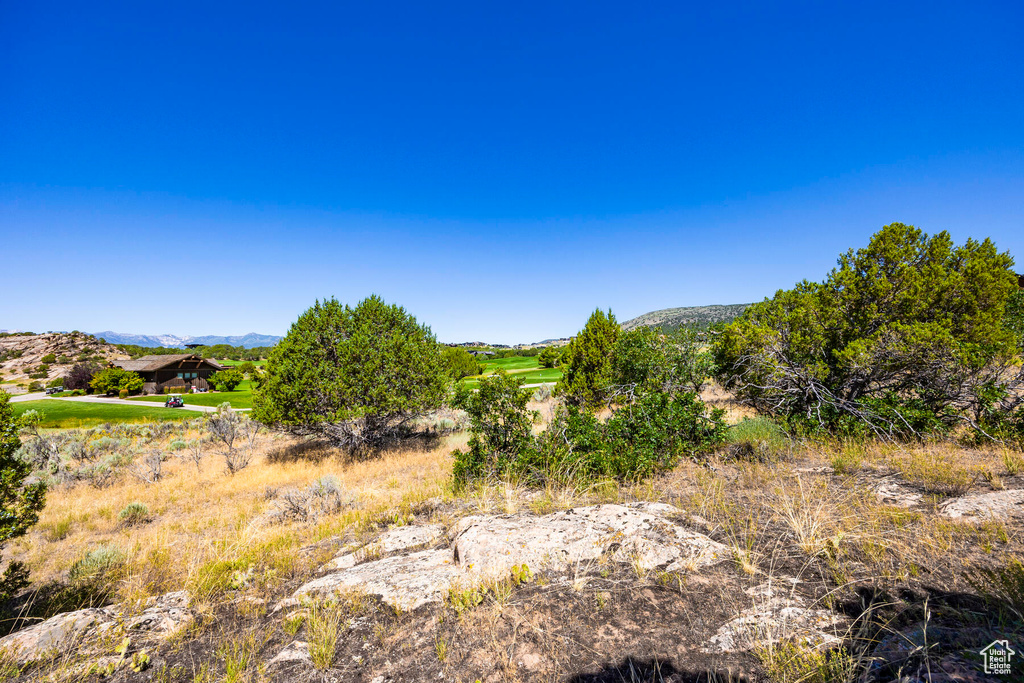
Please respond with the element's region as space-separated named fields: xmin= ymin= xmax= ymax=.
xmin=621 ymin=303 xmax=750 ymax=332
xmin=0 ymin=332 xmax=127 ymax=389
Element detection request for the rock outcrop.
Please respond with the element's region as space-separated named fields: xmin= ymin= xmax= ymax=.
xmin=938 ymin=489 xmax=1024 ymax=520
xmin=284 ymin=503 xmax=729 ymax=612
xmin=0 ymin=591 xmax=193 ymax=665
xmin=703 ymin=583 xmax=847 ymax=654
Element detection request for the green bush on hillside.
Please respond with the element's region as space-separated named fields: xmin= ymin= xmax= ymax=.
xmin=0 ymin=394 xmax=47 ymax=605
xmin=453 ymin=373 xmax=726 ymax=486
xmin=452 ymin=371 xmax=536 ymax=482
xmin=714 ymin=223 xmax=1021 ymax=438
xmin=537 ymin=346 xmax=563 ymax=368
xmin=253 ymin=296 xmax=450 ymax=451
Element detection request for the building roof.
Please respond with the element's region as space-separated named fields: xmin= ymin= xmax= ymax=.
xmin=111 ymin=354 xmax=225 ymax=372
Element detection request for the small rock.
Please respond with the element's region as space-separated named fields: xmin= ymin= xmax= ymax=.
xmin=268 ymin=640 xmax=310 ymax=667
xmin=875 ymin=482 xmax=924 ymax=508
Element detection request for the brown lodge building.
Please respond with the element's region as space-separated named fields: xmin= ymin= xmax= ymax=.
xmin=110 ymin=354 xmax=225 ymax=394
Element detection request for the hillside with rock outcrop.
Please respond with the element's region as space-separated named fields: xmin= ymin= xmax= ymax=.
xmin=621 ymin=304 xmax=750 ymax=332
xmin=0 ymin=333 xmax=127 ymax=391
xmin=0 ymin=414 xmax=1020 ymax=682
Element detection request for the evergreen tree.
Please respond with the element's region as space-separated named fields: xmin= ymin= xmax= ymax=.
xmin=0 ymin=393 xmax=46 ymax=603
xmin=557 ymin=308 xmax=619 ymax=408
xmin=253 ymin=296 xmax=450 ymax=450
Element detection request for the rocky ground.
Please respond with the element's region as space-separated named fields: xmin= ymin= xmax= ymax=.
xmin=0 ymin=333 xmax=127 ymax=389
xmin=0 ymin=424 xmax=1021 ymax=682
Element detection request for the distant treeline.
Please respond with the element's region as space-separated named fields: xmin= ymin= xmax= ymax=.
xmin=113 ymin=343 xmax=274 ymax=360
xmin=460 ymin=347 xmax=544 ymax=358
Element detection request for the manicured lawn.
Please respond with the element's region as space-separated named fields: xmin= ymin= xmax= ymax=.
xmin=128 ymin=380 xmax=253 ymax=409
xmin=12 ymin=400 xmax=193 ymax=429
xmin=215 ymin=359 xmax=267 ymax=367
xmin=479 ymin=356 xmax=542 ymax=372
xmin=460 ymin=356 xmax=562 ymax=387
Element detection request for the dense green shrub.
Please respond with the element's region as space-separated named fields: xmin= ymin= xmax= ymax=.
xmin=90 ymin=368 xmax=144 ymax=396
xmin=537 ymin=392 xmax=726 ymax=481
xmin=537 ymin=346 xmax=563 ymax=368
xmin=253 ymin=296 xmax=450 ymax=450
xmin=453 ymin=376 xmax=726 ymax=485
xmin=452 ymin=371 xmax=536 ymax=482
xmin=442 ymin=347 xmax=483 ymax=379
xmin=557 ymin=309 xmax=619 ymax=408
xmin=611 ymin=326 xmax=715 ymax=398
xmin=715 ymin=224 xmax=1020 ymax=437
xmin=210 ymin=368 xmax=244 ymax=391
xmin=0 ymin=394 xmax=46 ymax=604
xmin=40 ymin=354 xmax=56 ymax=364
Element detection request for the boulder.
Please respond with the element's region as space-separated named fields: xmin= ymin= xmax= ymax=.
xmin=454 ymin=502 xmax=729 ymax=577
xmin=286 ymin=503 xmax=729 ymax=611
xmin=297 ymin=549 xmax=463 ymax=611
xmin=703 ymin=584 xmax=846 ymax=653
xmin=938 ymin=489 xmax=1024 ymax=520
xmin=0 ymin=591 xmax=194 ymax=665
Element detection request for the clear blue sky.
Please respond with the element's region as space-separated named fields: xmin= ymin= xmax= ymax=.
xmin=2 ymin=1 xmax=1022 ymax=344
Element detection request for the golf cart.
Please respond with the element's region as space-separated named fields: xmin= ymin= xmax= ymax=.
xmin=165 ymin=394 xmax=185 ymax=408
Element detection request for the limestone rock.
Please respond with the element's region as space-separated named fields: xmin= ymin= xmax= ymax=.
xmin=297 ymin=549 xmax=463 ymax=611
xmin=268 ymin=640 xmax=311 ymax=667
xmin=453 ymin=502 xmax=729 ymax=577
xmin=0 ymin=609 xmax=105 ymax=663
xmin=875 ymin=482 xmax=923 ymax=508
xmin=288 ymin=503 xmax=728 ymax=611
xmin=704 ymin=584 xmax=846 ymax=654
xmin=322 ymin=524 xmax=446 ymax=572
xmin=938 ymin=489 xmax=1024 ymax=520
xmin=0 ymin=590 xmax=193 ymax=665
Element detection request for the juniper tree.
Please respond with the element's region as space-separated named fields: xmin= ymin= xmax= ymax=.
xmin=714 ymin=223 xmax=1020 ymax=436
xmin=556 ymin=308 xmax=619 ymax=409
xmin=0 ymin=393 xmax=46 ymax=602
xmin=253 ymin=296 xmax=450 ymax=451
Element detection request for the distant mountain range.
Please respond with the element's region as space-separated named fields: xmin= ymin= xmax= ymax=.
xmin=621 ymin=304 xmax=750 ymax=332
xmin=92 ymin=331 xmax=282 ymax=348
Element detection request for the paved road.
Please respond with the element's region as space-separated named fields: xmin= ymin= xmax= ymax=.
xmin=7 ymin=393 xmax=227 ymax=413
xmin=6 ymin=392 xmax=46 ymax=403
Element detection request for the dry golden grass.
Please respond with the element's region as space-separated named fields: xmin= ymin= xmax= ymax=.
xmin=9 ymin=430 xmax=465 ymax=607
